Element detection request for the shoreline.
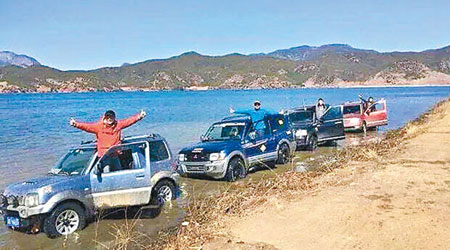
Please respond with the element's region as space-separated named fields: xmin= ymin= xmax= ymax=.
xmin=144 ymin=96 xmax=450 ymax=249
xmin=1 ymin=83 xmax=450 ymax=95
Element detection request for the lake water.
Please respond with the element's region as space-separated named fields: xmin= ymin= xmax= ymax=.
xmin=0 ymin=86 xmax=449 ymax=248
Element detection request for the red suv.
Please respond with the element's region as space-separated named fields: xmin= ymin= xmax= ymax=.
xmin=343 ymin=99 xmax=388 ymax=132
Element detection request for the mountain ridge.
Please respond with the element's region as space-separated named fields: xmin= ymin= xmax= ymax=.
xmin=1 ymin=44 xmax=450 ymax=93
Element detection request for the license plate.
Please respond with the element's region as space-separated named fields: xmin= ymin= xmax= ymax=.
xmin=6 ymin=216 xmax=20 ymax=227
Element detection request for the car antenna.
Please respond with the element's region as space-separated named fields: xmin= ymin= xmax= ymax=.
xmin=303 ymin=98 xmax=306 ymax=110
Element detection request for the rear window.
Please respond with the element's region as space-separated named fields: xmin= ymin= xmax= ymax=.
xmin=343 ymin=105 xmax=361 ymax=115
xmin=149 ymin=140 xmax=169 ymax=162
xmin=289 ymin=111 xmax=314 ymax=123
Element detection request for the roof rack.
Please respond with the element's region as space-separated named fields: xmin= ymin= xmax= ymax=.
xmin=221 ymin=114 xmax=251 ymax=121
xmin=80 ymin=134 xmax=160 ymax=145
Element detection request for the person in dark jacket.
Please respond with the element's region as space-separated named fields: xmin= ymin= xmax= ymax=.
xmin=358 ymin=95 xmax=375 ymax=112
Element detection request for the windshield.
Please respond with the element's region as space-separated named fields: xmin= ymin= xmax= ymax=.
xmin=50 ymin=148 xmax=96 ymax=175
xmin=204 ymin=122 xmax=246 ymax=141
xmin=343 ymin=105 xmax=361 ymax=115
xmin=289 ymin=111 xmax=313 ymax=123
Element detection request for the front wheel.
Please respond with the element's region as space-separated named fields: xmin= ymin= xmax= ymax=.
xmin=43 ymin=202 xmax=86 ymax=238
xmin=276 ymin=143 xmax=290 ymax=164
xmin=224 ymin=157 xmax=246 ymax=182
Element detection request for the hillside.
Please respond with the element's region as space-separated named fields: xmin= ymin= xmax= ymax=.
xmin=1 ymin=45 xmax=450 ymax=93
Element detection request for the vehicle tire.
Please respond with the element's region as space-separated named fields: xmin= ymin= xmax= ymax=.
xmin=306 ymin=135 xmax=318 ymax=151
xmin=153 ymin=179 xmax=176 ymax=204
xmin=147 ymin=180 xmax=176 ymax=218
xmin=276 ymin=143 xmax=290 ymax=164
xmin=224 ymin=157 xmax=245 ymax=182
xmin=362 ymin=121 xmax=367 ymax=133
xmin=43 ymin=202 xmax=86 ymax=238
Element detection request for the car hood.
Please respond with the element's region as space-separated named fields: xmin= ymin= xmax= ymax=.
xmin=3 ymin=175 xmax=81 ymax=197
xmin=180 ymin=140 xmax=241 ymax=154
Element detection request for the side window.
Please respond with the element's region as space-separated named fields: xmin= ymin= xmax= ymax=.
xmin=99 ymin=143 xmax=147 ymax=173
xmin=323 ymin=106 xmax=342 ymax=120
xmin=269 ymin=115 xmax=287 ymax=133
xmin=248 ymin=120 xmax=270 ymax=139
xmin=149 ymin=141 xmax=169 ymax=162
xmin=372 ymin=102 xmax=385 ymax=111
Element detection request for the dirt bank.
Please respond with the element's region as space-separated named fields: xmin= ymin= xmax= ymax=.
xmin=198 ymin=100 xmax=450 ymax=250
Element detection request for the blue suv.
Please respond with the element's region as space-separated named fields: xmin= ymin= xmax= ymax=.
xmin=178 ymin=113 xmax=296 ymax=181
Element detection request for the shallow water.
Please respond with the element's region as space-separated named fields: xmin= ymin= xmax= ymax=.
xmin=0 ymin=86 xmax=449 ymax=248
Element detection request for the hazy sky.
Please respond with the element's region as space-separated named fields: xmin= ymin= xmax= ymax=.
xmin=1 ymin=0 xmax=449 ymax=70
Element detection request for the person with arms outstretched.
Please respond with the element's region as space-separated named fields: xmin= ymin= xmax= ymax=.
xmin=358 ymin=94 xmax=375 ymax=112
xmin=229 ymin=100 xmax=269 ymax=122
xmin=70 ymin=109 xmax=146 ymax=157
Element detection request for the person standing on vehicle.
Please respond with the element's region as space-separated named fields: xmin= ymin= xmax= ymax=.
xmin=70 ymin=110 xmax=146 ymax=157
xmin=358 ymin=95 xmax=376 ymax=112
xmin=229 ymin=100 xmax=270 ymax=137
xmin=229 ymin=100 xmax=269 ymax=122
xmin=316 ymin=98 xmax=327 ymax=119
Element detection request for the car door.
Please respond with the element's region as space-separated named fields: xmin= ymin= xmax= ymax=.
xmin=318 ymin=105 xmax=345 ymax=142
xmin=89 ymin=141 xmax=151 ymax=208
xmin=243 ymin=119 xmax=276 ymax=165
xmin=365 ymin=99 xmax=388 ymax=127
xmin=148 ymin=140 xmax=172 ymax=177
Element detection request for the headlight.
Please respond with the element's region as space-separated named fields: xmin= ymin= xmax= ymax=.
xmin=295 ymin=129 xmax=308 ymax=137
xmin=178 ymin=154 xmax=186 ymax=162
xmin=209 ymin=151 xmax=226 ymax=161
xmin=24 ymin=193 xmax=39 ymax=207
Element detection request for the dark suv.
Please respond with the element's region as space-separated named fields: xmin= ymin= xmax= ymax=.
xmin=178 ymin=113 xmax=296 ymax=181
xmin=286 ymin=105 xmax=345 ymax=150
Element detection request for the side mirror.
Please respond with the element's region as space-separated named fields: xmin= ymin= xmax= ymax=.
xmin=200 ymin=135 xmax=206 ymax=142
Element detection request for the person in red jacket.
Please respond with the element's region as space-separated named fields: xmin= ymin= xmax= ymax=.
xmin=69 ymin=109 xmax=146 ymax=157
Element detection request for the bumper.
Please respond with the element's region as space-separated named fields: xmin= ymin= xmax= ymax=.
xmin=344 ymin=125 xmax=363 ymax=132
xmin=180 ymin=160 xmax=227 ymax=179
xmin=2 ymin=209 xmax=43 ymax=230
xmin=295 ymin=136 xmax=308 ymax=147
xmin=1 ymin=204 xmax=47 ymax=219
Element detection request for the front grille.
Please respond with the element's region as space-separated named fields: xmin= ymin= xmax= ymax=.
xmin=186 ymin=152 xmax=209 ymax=162
xmin=185 ymin=165 xmax=206 ymax=172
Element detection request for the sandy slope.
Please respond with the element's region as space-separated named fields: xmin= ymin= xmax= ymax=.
xmin=204 ymin=102 xmax=450 ymax=249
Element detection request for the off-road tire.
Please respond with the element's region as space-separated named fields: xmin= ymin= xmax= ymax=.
xmin=43 ymin=202 xmax=86 ymax=238
xmin=276 ymin=143 xmax=290 ymax=164
xmin=306 ymin=135 xmax=318 ymax=151
xmin=224 ymin=157 xmax=245 ymax=182
xmin=147 ymin=179 xmax=176 ymax=218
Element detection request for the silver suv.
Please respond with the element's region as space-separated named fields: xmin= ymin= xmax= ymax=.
xmin=1 ymin=134 xmax=179 ymax=238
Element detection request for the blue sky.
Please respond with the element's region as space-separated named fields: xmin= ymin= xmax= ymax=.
xmin=1 ymin=0 xmax=449 ymax=70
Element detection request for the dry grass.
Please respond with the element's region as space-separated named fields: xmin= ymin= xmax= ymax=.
xmin=112 ymin=98 xmax=450 ymax=250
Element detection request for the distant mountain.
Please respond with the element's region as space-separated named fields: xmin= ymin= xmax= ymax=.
xmin=0 ymin=51 xmax=40 ymax=68
xmin=1 ymin=44 xmax=450 ymax=93
xmin=267 ymin=44 xmax=379 ymax=61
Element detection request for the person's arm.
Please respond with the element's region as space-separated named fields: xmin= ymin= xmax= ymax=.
xmin=358 ymin=94 xmax=367 ymax=103
xmin=71 ymin=118 xmax=99 ymax=133
xmin=118 ymin=110 xmax=146 ymax=129
xmin=233 ymin=108 xmax=252 ymax=116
